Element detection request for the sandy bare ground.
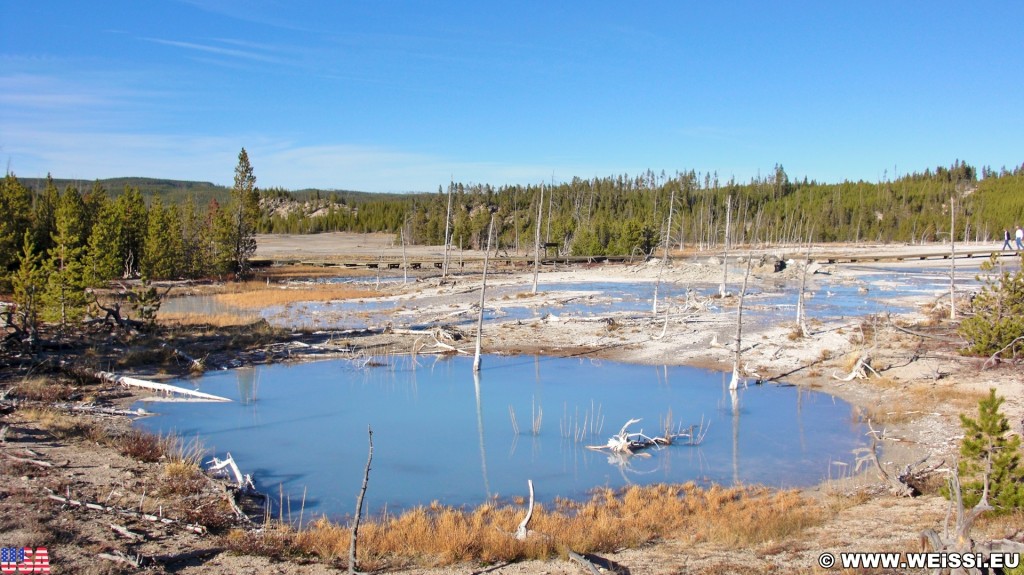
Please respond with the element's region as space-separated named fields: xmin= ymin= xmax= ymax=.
xmin=2 ymin=238 xmax=1022 ymax=574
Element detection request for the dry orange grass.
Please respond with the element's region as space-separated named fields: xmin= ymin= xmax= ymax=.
xmin=213 ymin=282 xmax=377 ymax=309
xmin=857 ymin=382 xmax=989 ymax=424
xmin=228 ymin=483 xmax=827 ymax=570
xmin=158 ymin=311 xmax=261 ymax=327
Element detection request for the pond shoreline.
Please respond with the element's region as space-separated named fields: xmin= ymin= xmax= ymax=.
xmin=3 ymin=243 xmax=1021 ymax=574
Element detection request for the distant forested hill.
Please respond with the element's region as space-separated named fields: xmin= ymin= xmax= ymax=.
xmin=18 ymin=177 xmax=231 ymax=206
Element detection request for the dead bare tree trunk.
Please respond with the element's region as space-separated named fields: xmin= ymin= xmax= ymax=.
xmin=720 ymin=195 xmax=732 ymax=297
xmin=515 ymin=479 xmax=535 ymax=540
xmin=474 ymin=214 xmax=495 ymax=372
xmin=348 ymin=426 xmax=373 ymax=575
xmin=729 ymin=255 xmax=752 ymax=390
xmin=532 ymin=185 xmax=544 ymax=294
xmin=400 ymin=224 xmax=408 ymax=285
xmin=653 ymin=187 xmax=675 ymax=316
xmin=442 ymin=182 xmax=453 ymax=279
xmin=950 ymin=193 xmax=956 ymax=320
xmin=796 ymin=235 xmax=813 ymax=337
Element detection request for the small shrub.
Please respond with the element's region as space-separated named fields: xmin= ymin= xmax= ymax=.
xmin=113 ymin=429 xmax=163 ymax=462
xmin=959 ymin=254 xmax=1024 ymax=357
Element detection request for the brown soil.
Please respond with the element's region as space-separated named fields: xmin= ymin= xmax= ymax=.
xmin=2 ymin=238 xmax=1022 ymax=574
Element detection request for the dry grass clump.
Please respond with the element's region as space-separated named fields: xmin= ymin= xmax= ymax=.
xmin=20 ymin=408 xmax=94 ymax=440
xmin=214 ymin=282 xmax=376 ymax=309
xmin=856 ymin=384 xmax=988 ymax=425
xmin=225 ymin=483 xmax=826 ymax=570
xmin=106 ymin=429 xmax=195 ymax=464
xmin=116 ymin=346 xmax=175 ymax=369
xmin=157 ymin=435 xmax=208 ymax=496
xmin=12 ymin=377 xmax=74 ymax=402
xmin=159 ymin=311 xmax=260 ymax=327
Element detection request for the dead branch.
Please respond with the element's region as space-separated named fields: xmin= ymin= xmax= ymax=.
xmin=160 ymin=343 xmax=206 ymax=372
xmin=567 ymin=550 xmax=602 ymax=575
xmin=109 ymin=523 xmax=145 ymax=541
xmin=982 ymin=335 xmax=1024 ymax=369
xmin=917 ymin=464 xmax=1024 ymax=573
xmin=349 ymin=425 xmax=373 ymax=575
xmin=854 ymin=422 xmax=936 ymax=497
xmin=886 ymin=317 xmax=963 ymax=343
xmin=98 ymin=551 xmax=143 ymax=568
xmin=832 ymin=354 xmax=878 ymax=381
xmin=2 ymin=452 xmax=57 ymax=468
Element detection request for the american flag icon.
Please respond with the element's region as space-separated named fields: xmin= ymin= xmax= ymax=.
xmin=0 ymin=547 xmax=50 ymax=574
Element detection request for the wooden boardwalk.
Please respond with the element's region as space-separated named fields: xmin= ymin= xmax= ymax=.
xmin=251 ymin=245 xmax=1020 ymax=271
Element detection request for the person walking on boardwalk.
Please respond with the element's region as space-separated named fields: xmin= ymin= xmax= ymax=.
xmin=1003 ymin=228 xmax=1014 ymax=250
xmin=1017 ymin=225 xmax=1024 ymax=250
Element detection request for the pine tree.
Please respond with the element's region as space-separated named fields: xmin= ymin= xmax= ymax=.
xmin=32 ymin=174 xmax=60 ymax=255
xmin=115 ymin=187 xmax=148 ymax=278
xmin=956 ymin=389 xmax=1024 ymax=513
xmin=214 ymin=148 xmax=260 ymax=278
xmin=11 ymin=231 xmax=45 ymax=342
xmin=180 ymin=195 xmax=211 ymax=279
xmin=0 ymin=173 xmax=33 ymax=277
xmin=43 ymin=187 xmax=89 ymax=327
xmin=84 ymin=200 xmax=124 ymax=286
xmin=142 ymin=198 xmax=183 ymax=280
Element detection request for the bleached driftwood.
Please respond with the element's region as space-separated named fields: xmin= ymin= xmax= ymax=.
xmin=587 ymin=416 xmax=708 ymax=455
xmin=97 ymin=371 xmax=230 ymax=402
xmin=207 ymin=452 xmax=256 ymax=493
xmin=587 ymin=418 xmax=660 ymax=454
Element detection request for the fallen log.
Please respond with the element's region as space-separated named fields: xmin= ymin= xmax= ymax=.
xmin=96 ymin=371 xmax=230 ymax=402
xmin=45 ymin=492 xmax=206 ymax=534
xmin=53 ymin=403 xmax=151 ymax=417
xmin=2 ymin=452 xmax=57 ymax=468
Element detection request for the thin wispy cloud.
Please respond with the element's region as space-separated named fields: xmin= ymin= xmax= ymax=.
xmin=143 ymin=37 xmax=291 ymax=66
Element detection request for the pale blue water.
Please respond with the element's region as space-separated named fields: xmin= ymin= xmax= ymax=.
xmin=134 ymin=355 xmax=867 ymax=518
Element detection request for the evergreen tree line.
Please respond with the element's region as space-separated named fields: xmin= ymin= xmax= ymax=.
xmin=252 ymin=161 xmax=1024 ymax=256
xmin=1 ymin=149 xmax=260 ymax=330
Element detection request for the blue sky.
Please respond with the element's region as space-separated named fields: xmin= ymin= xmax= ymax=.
xmin=1 ymin=1 xmax=1021 ymax=192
